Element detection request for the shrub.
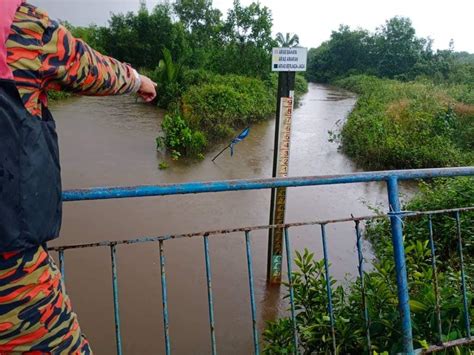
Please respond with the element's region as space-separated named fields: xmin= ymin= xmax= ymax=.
xmin=267 ymin=73 xmax=309 ymax=107
xmin=156 ymin=111 xmax=207 ymax=158
xmin=367 ymin=177 xmax=474 ymax=273
xmin=148 ymin=48 xmax=185 ymax=109
xmin=336 ymin=75 xmax=474 ymax=169
xmin=181 ymin=74 xmax=274 ymax=140
xmin=264 ymin=177 xmax=474 ymax=353
xmin=264 ymin=239 xmax=472 ymax=353
xmin=182 ymin=68 xmax=215 ymax=88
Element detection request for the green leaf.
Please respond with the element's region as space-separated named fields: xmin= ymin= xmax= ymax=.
xmin=409 ymin=300 xmax=428 ymax=312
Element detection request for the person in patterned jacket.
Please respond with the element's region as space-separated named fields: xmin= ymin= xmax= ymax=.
xmin=0 ymin=1 xmax=157 ymax=353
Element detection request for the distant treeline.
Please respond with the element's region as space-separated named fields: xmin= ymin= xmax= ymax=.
xmin=306 ymin=17 xmax=474 ymax=85
xmin=69 ymin=4 xmax=474 ymax=88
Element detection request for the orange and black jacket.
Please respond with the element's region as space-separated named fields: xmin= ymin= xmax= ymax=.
xmin=0 ymin=2 xmax=140 ymax=251
xmin=7 ymin=2 xmax=140 ymax=117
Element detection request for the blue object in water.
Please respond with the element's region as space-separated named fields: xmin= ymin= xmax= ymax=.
xmin=230 ymin=127 xmax=250 ymax=156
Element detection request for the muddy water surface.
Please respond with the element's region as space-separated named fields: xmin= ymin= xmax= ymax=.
xmin=50 ymin=84 xmax=414 ymax=354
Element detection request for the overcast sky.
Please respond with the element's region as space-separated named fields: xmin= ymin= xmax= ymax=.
xmin=34 ymin=0 xmax=474 ymax=53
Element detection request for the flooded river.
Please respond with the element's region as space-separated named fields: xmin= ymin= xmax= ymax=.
xmin=50 ymin=84 xmax=414 ymax=354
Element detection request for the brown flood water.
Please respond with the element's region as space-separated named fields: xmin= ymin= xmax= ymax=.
xmin=49 ymin=84 xmax=415 ymax=354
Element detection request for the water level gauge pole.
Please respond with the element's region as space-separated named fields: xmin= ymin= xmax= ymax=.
xmin=267 ymin=47 xmax=307 ymax=284
xmin=267 ymin=70 xmax=295 ymax=284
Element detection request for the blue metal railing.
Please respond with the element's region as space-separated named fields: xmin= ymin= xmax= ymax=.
xmin=51 ymin=167 xmax=474 ymax=354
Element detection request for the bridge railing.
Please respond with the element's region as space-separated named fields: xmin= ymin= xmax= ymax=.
xmin=50 ymin=167 xmax=474 ymax=354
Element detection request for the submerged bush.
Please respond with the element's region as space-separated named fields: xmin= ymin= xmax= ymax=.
xmin=158 ymin=69 xmax=308 ymax=158
xmin=156 ymin=111 xmax=207 ymax=159
xmin=336 ymin=75 xmax=474 ymax=169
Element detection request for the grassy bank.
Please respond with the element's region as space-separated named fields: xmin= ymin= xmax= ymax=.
xmin=336 ymin=75 xmax=474 ymax=170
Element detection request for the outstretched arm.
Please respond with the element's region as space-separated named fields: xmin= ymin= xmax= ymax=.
xmin=41 ymin=20 xmax=156 ymax=101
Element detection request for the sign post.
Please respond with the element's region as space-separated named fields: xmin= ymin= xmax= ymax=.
xmin=267 ymin=47 xmax=307 ymax=284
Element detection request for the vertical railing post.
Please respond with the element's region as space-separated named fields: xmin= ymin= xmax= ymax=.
xmin=455 ymin=211 xmax=471 ymax=339
xmin=428 ymin=215 xmax=443 ymax=343
xmin=355 ymin=220 xmax=371 ymax=352
xmin=244 ymin=231 xmax=260 ymax=355
xmin=110 ymin=244 xmax=123 ymax=355
xmin=159 ymin=240 xmax=171 ymax=355
xmin=386 ymin=176 xmax=414 ymax=354
xmin=203 ymin=235 xmax=217 ymax=355
xmin=283 ymin=228 xmax=299 ymax=353
xmin=320 ymin=224 xmax=337 ymax=354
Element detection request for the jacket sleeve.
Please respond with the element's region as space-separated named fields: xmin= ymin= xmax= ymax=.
xmin=40 ymin=20 xmax=140 ymax=95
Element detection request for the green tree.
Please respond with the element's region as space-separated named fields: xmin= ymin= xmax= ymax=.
xmin=275 ymin=32 xmax=299 ymax=47
xmin=174 ymin=0 xmax=222 ymax=35
xmin=374 ymin=16 xmax=427 ymax=78
xmin=100 ymin=4 xmax=188 ymax=69
xmin=306 ymin=25 xmax=374 ymax=82
xmin=67 ymin=23 xmax=108 ymax=54
xmin=173 ymin=0 xmax=222 ymax=68
xmin=213 ymin=0 xmax=274 ymax=78
xmin=305 ymin=16 xmax=460 ymax=83
xmin=223 ymin=0 xmax=274 ymax=50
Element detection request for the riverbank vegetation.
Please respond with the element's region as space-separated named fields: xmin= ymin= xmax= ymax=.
xmin=263 ymin=15 xmax=473 ymax=354
xmin=336 ymin=75 xmax=474 ymax=169
xmin=68 ymin=0 xmax=308 ymax=158
xmin=264 ymin=177 xmax=473 ymax=354
xmin=153 ymin=67 xmax=307 ymax=159
xmin=306 ymin=16 xmax=474 ymax=171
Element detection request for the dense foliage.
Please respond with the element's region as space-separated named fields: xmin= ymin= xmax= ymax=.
xmin=70 ymin=0 xmax=275 ymax=80
xmin=181 ymin=73 xmax=274 ymax=139
xmin=335 ymin=75 xmax=474 ymax=169
xmin=68 ymin=1 xmax=312 ymax=158
xmin=146 ymin=48 xmax=185 ymax=109
xmin=264 ymin=178 xmax=474 ymax=353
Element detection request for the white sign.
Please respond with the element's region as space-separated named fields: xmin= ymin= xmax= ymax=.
xmin=272 ymin=47 xmax=307 ymax=72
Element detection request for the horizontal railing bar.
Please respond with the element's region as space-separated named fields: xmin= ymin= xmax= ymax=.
xmin=48 ymin=206 xmax=474 ymax=252
xmin=63 ymin=167 xmax=474 ymax=201
xmin=423 ymin=337 xmax=474 ymax=353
